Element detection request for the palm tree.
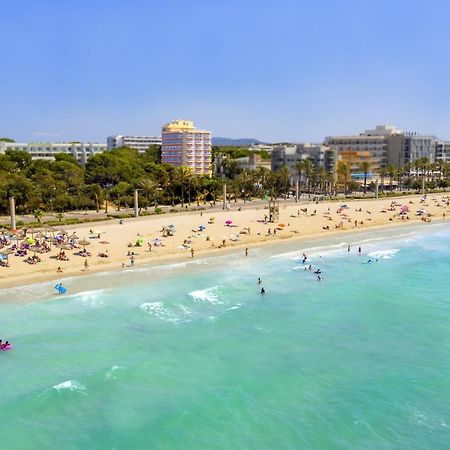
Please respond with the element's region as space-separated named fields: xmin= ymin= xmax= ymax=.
xmin=277 ymin=165 xmax=291 ymax=200
xmin=303 ymin=159 xmax=313 ymax=197
xmin=296 ymin=160 xmax=305 ymax=198
xmin=337 ymin=162 xmax=350 ymax=194
xmin=255 ymin=167 xmax=271 ymax=199
xmin=33 ymin=209 xmax=44 ymax=223
xmin=386 ymin=163 xmax=396 ymax=191
xmin=139 ymin=178 xmax=159 ymax=210
xmin=377 ymin=166 xmax=387 ymax=192
xmin=359 ymin=161 xmax=371 ymax=194
xmin=236 ymin=170 xmax=254 ymax=202
xmin=174 ymin=166 xmax=193 ymax=207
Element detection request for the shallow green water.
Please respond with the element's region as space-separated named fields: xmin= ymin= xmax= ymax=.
xmin=0 ymin=224 xmax=449 ymax=449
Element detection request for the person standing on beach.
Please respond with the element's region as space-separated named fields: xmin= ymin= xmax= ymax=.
xmin=358 ymin=246 xmax=362 ymax=255
xmin=84 ymin=259 xmax=89 ymax=271
xmin=347 ymin=245 xmax=351 ymax=252
xmin=130 ymin=255 xmax=135 ymax=266
xmin=245 ymin=248 xmax=248 ymax=256
xmin=191 ymin=248 xmax=195 ymax=258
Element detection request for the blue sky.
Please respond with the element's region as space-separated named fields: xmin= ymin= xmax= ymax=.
xmin=1 ymin=0 xmax=450 ymax=143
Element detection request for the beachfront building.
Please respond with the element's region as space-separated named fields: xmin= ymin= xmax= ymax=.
xmin=326 ymin=125 xmax=441 ymax=170
xmin=161 ymin=120 xmax=212 ymax=176
xmin=0 ymin=141 xmax=107 ymax=164
xmin=271 ymin=144 xmax=336 ymax=178
xmin=234 ymin=154 xmax=272 ymax=171
xmin=435 ymin=140 xmax=450 ymax=163
xmin=325 ymin=127 xmax=399 ymax=173
xmin=107 ymin=135 xmax=162 ymax=153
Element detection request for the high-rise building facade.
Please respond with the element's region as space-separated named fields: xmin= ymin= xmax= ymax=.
xmin=107 ymin=135 xmax=162 ymax=153
xmin=161 ymin=120 xmax=212 ymax=175
xmin=0 ymin=141 xmax=107 ymax=164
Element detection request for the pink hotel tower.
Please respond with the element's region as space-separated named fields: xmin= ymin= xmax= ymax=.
xmin=161 ymin=120 xmax=212 ymax=176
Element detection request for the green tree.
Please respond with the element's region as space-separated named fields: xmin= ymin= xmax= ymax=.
xmin=173 ymin=166 xmax=193 ymax=207
xmin=33 ymin=209 xmax=44 ymax=223
xmin=360 ymin=161 xmax=371 ymax=194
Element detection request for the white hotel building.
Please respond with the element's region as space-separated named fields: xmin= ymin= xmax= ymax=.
xmin=0 ymin=141 xmax=107 ymax=164
xmin=107 ymin=135 xmax=162 ymax=153
xmin=161 ymin=120 xmax=212 ymax=175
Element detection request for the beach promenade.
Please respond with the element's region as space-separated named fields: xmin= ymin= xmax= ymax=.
xmin=0 ymin=194 xmax=448 ymax=290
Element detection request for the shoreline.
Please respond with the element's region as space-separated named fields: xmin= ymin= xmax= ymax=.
xmin=1 ymin=194 xmax=448 ymax=293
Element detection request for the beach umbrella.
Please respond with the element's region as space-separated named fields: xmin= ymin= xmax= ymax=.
xmin=57 ymin=230 xmax=67 ymax=236
xmin=151 ymin=238 xmax=163 ymax=245
xmin=56 ymin=243 xmax=71 ymax=250
xmin=68 ymin=233 xmax=79 ymax=240
xmin=25 ymin=237 xmax=36 ymax=245
xmin=135 ymin=238 xmax=145 ymax=246
xmin=35 ymin=232 xmax=46 ymax=239
xmin=225 ymin=220 xmax=233 ymax=225
xmin=400 ymin=205 xmax=409 ymax=213
xmin=78 ymin=239 xmax=91 ymax=251
xmin=29 ymin=245 xmax=40 ymax=256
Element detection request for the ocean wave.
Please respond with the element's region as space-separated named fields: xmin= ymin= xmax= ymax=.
xmin=105 ymin=365 xmax=124 ymax=380
xmin=52 ymin=380 xmax=87 ymax=394
xmin=139 ymin=301 xmax=186 ymax=323
xmin=367 ymin=249 xmax=399 ymax=259
xmin=188 ymin=286 xmax=223 ymax=304
xmin=71 ymin=289 xmax=107 ymax=306
xmin=227 ymin=303 xmax=242 ymax=311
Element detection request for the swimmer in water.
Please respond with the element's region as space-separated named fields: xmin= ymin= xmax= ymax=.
xmin=260 ymin=287 xmax=266 ymax=294
xmin=308 ymin=265 xmax=312 ymax=271
xmin=317 ymin=276 xmax=322 ymax=281
xmin=258 ymin=277 xmax=262 ymax=284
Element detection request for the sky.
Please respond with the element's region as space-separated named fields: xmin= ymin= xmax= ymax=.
xmin=1 ymin=0 xmax=450 ymax=143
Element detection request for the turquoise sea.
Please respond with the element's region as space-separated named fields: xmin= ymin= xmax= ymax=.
xmin=0 ymin=223 xmax=450 ymax=450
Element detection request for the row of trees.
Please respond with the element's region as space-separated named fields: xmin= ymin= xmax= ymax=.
xmin=1 ymin=145 xmax=450 ymax=216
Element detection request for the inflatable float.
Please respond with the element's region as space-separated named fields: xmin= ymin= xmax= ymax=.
xmin=55 ymin=283 xmax=67 ymax=294
xmin=1 ymin=345 xmax=12 ymax=351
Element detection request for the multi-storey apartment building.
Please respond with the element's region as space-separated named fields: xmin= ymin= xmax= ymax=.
xmin=107 ymin=135 xmax=162 ymax=153
xmin=435 ymin=140 xmax=450 ymax=163
xmin=0 ymin=141 xmax=107 ymax=164
xmin=324 ymin=126 xmax=402 ymax=173
xmin=161 ymin=120 xmax=212 ymax=176
xmin=271 ymin=144 xmax=336 ymax=179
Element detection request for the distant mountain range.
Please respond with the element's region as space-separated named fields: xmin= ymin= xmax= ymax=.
xmin=212 ymin=137 xmax=262 ymax=146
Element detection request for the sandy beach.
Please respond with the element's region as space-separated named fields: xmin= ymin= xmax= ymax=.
xmin=1 ymin=193 xmax=449 ymax=290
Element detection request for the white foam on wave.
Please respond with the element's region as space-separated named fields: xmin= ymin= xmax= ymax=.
xmin=105 ymin=365 xmax=124 ymax=380
xmin=71 ymin=289 xmax=107 ymax=307
xmin=178 ymin=305 xmax=191 ymax=316
xmin=227 ymin=303 xmax=242 ymax=311
xmin=271 ymin=242 xmax=350 ymax=261
xmin=139 ymin=301 xmax=184 ymax=323
xmin=53 ymin=380 xmax=87 ymax=394
xmin=188 ymin=286 xmax=223 ymax=304
xmin=367 ymin=249 xmax=399 ymax=259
